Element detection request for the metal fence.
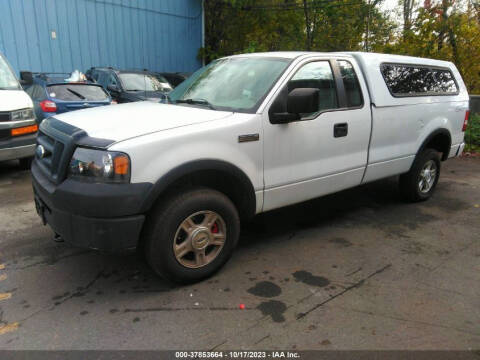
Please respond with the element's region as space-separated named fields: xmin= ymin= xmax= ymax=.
xmin=471 ymin=95 xmax=480 ymax=115
xmin=466 ymin=95 xmax=480 ymax=151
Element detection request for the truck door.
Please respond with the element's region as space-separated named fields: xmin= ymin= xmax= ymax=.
xmin=262 ymin=57 xmax=372 ymax=211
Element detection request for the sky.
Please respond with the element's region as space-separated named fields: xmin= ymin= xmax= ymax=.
xmin=380 ymin=0 xmax=403 ymax=23
xmin=380 ymin=0 xmax=402 ymax=13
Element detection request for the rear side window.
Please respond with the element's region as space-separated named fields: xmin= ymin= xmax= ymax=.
xmin=431 ymin=69 xmax=458 ymax=93
xmin=381 ymin=64 xmax=458 ymax=96
xmin=47 ymin=84 xmax=109 ymax=101
xmin=91 ymin=70 xmax=101 ymax=82
xmin=337 ymin=60 xmax=363 ymax=107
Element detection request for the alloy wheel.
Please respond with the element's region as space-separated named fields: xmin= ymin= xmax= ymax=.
xmin=173 ymin=211 xmax=226 ymax=268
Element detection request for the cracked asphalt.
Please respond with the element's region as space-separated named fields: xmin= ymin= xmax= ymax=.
xmin=0 ymin=157 xmax=479 ymax=350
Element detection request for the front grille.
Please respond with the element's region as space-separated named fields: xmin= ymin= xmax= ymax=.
xmin=35 ymin=118 xmax=86 ymax=184
xmin=36 ymin=131 xmax=65 ymax=179
xmin=0 ymin=112 xmax=11 ymax=122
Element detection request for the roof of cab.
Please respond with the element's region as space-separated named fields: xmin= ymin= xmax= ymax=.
xmin=226 ymin=51 xmax=454 ymax=66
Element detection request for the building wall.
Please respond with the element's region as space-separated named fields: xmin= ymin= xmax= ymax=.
xmin=0 ymin=0 xmax=203 ymax=75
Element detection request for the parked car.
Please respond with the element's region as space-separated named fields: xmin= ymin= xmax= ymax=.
xmin=32 ymin=52 xmax=468 ymax=283
xmin=23 ymin=72 xmax=112 ymax=122
xmin=86 ymin=67 xmax=172 ymax=103
xmin=158 ymin=72 xmax=190 ymax=88
xmin=0 ymin=52 xmax=37 ymax=168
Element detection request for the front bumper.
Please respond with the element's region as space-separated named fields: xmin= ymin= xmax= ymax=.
xmin=0 ymin=133 xmax=36 ymax=161
xmin=31 ymin=161 xmax=152 ymax=251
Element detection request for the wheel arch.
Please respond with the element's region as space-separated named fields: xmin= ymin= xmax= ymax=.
xmin=417 ymin=128 xmax=452 ymax=161
xmin=140 ymin=159 xmax=257 ymax=220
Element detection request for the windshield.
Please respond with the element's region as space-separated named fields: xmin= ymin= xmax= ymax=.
xmin=153 ymin=74 xmax=173 ymax=92
xmin=169 ymin=57 xmax=291 ymax=113
xmin=0 ymin=54 xmax=21 ymax=90
xmin=47 ymin=84 xmax=110 ymax=101
xmin=119 ymin=73 xmax=172 ymax=92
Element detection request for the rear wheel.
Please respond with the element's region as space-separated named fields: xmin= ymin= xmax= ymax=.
xmin=399 ymin=149 xmax=441 ymax=202
xmin=144 ymin=187 xmax=240 ymax=283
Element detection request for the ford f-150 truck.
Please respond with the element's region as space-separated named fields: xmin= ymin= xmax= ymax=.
xmin=31 ymin=52 xmax=469 ymax=283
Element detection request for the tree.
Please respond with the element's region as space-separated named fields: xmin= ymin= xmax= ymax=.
xmin=402 ymin=0 xmax=416 ymax=37
xmin=387 ymin=0 xmax=480 ymax=93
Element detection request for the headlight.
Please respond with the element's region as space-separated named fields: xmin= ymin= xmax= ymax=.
xmin=68 ymin=148 xmax=131 ymax=183
xmin=11 ymin=108 xmax=34 ymax=121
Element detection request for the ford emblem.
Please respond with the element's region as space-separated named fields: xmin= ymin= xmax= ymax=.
xmin=36 ymin=145 xmax=45 ymax=159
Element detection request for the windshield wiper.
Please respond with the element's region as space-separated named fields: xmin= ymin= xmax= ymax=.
xmin=176 ymin=98 xmax=216 ymax=110
xmin=66 ymin=88 xmax=86 ymax=100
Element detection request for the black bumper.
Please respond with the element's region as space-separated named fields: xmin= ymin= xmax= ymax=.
xmin=31 ymin=161 xmax=153 ymax=251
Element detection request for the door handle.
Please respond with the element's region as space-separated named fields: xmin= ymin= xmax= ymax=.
xmin=334 ymin=123 xmax=348 ymax=138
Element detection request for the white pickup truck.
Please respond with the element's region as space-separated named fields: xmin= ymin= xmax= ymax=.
xmin=32 ymin=52 xmax=469 ymax=283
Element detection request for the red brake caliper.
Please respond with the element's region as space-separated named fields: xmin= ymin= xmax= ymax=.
xmin=211 ymin=222 xmax=219 ymax=234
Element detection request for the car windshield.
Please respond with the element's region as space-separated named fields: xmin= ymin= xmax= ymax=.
xmin=47 ymin=84 xmax=110 ymax=101
xmin=0 ymin=54 xmax=21 ymax=90
xmin=168 ymin=57 xmax=291 ymax=113
xmin=119 ymin=73 xmax=171 ymax=92
xmin=153 ymin=74 xmax=173 ymax=92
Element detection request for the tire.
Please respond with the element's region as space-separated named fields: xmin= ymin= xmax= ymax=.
xmin=143 ymin=187 xmax=240 ymax=284
xmin=19 ymin=157 xmax=33 ymax=170
xmin=399 ymin=148 xmax=441 ymax=202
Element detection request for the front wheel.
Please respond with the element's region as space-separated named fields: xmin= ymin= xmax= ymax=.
xmin=399 ymin=149 xmax=441 ymax=202
xmin=143 ymin=188 xmax=240 ymax=283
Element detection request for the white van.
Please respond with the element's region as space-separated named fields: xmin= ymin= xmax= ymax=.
xmin=32 ymin=52 xmax=468 ymax=283
xmin=0 ymin=52 xmax=37 ymax=168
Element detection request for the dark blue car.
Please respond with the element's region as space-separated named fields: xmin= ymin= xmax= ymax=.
xmin=24 ymin=72 xmax=113 ymax=122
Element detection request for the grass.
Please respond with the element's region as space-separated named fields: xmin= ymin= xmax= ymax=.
xmin=465 ymin=113 xmax=480 ymax=152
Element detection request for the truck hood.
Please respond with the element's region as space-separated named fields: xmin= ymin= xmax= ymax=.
xmin=0 ymin=89 xmax=33 ymax=111
xmin=52 ymin=101 xmax=234 ymax=142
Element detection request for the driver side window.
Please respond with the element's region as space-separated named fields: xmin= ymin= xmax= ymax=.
xmin=288 ymin=61 xmax=339 ymax=116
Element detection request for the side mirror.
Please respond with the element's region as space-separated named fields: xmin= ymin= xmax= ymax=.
xmin=287 ymin=88 xmax=319 ymax=115
xmin=20 ymin=71 xmax=33 ymax=86
xmin=270 ymin=88 xmax=319 ymax=124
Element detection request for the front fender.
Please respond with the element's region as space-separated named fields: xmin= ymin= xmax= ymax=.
xmin=109 ymin=114 xmax=263 ymax=213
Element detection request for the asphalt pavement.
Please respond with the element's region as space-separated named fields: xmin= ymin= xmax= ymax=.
xmin=0 ymin=157 xmax=479 ymax=350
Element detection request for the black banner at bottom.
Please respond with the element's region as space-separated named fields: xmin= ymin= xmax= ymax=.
xmin=0 ymin=351 xmax=478 ymax=360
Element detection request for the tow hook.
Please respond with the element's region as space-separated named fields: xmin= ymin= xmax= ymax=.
xmin=53 ymin=233 xmax=64 ymax=243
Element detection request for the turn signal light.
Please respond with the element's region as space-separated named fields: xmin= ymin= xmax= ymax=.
xmin=113 ymin=155 xmax=129 ymax=175
xmin=462 ymin=110 xmax=469 ymax=132
xmin=11 ymin=124 xmax=38 ymax=137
